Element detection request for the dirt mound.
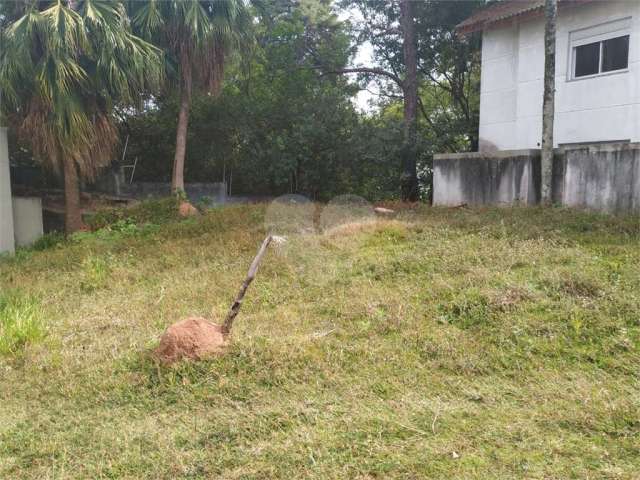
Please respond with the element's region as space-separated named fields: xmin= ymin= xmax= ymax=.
xmin=155 ymin=317 xmax=227 ymax=364
xmin=178 ymin=202 xmax=199 ymax=218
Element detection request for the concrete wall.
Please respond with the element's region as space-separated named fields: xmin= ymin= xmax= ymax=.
xmin=479 ymin=0 xmax=640 ymax=151
xmin=553 ymin=142 xmax=640 ymax=212
xmin=433 ymin=150 xmax=541 ymax=206
xmin=128 ymin=182 xmax=227 ymax=204
xmin=12 ymin=197 xmax=44 ymax=247
xmin=94 ymin=170 xmax=227 ymax=205
xmin=0 ymin=127 xmax=15 ymax=255
xmin=434 ymin=143 xmax=640 ymax=213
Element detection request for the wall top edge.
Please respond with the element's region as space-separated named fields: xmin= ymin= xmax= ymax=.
xmin=561 ymin=142 xmax=640 ymax=153
xmin=434 ymin=149 xmax=541 ymax=161
xmin=435 ymin=143 xmax=640 ymax=161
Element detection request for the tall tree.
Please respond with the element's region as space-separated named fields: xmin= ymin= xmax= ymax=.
xmin=122 ymin=0 xmax=406 ymax=201
xmin=326 ymin=0 xmax=419 ymax=200
xmin=328 ymin=0 xmax=483 ymax=200
xmin=414 ymin=0 xmax=483 ymax=152
xmin=0 ymin=0 xmax=161 ymax=232
xmin=130 ymin=0 xmax=251 ymax=194
xmin=541 ymin=0 xmax=557 ymax=203
xmin=398 ymin=0 xmax=418 ymax=200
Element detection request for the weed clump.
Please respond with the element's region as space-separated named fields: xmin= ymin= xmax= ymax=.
xmin=88 ymin=197 xmax=181 ymax=230
xmin=438 ymin=289 xmax=492 ymax=329
xmin=31 ymin=232 xmax=65 ymax=251
xmin=80 ymin=254 xmax=112 ymax=292
xmin=0 ymin=290 xmax=45 ymax=356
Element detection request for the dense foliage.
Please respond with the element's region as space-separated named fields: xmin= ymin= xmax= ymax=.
xmin=0 ymin=0 xmax=162 ymax=231
xmin=124 ymin=2 xmax=381 ymax=200
xmin=4 ymin=0 xmax=484 ymax=203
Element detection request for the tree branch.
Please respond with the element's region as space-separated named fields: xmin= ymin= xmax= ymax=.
xmin=321 ymin=67 xmax=403 ymax=88
xmin=222 ymin=235 xmax=273 ymax=335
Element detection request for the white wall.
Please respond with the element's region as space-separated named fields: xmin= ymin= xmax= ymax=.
xmin=0 ymin=127 xmax=15 ymax=255
xmin=479 ymin=0 xmax=640 ymax=151
xmin=12 ymin=197 xmax=43 ymax=248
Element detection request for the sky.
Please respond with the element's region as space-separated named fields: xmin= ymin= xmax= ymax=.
xmin=337 ymin=7 xmax=377 ymax=113
xmin=352 ymin=41 xmax=377 ymax=112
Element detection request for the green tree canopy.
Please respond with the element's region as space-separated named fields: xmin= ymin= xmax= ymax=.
xmin=128 ymin=0 xmax=252 ymax=193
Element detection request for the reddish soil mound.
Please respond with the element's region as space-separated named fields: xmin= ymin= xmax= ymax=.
xmin=178 ymin=202 xmax=199 ymax=217
xmin=155 ymin=317 xmax=227 ymax=364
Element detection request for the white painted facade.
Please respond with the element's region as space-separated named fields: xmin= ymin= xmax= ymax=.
xmin=479 ymin=0 xmax=640 ymax=151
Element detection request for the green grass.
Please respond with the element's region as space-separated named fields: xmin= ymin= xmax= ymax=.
xmin=0 ymin=203 xmax=638 ymax=479
xmin=0 ymin=290 xmax=45 ymax=356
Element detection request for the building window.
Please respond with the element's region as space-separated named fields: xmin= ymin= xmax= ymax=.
xmin=570 ymin=18 xmax=631 ymax=80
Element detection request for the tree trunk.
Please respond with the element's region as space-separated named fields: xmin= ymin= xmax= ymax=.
xmin=172 ymin=54 xmax=193 ymax=194
xmin=541 ymin=0 xmax=557 ymax=203
xmin=399 ymin=0 xmax=419 ymax=201
xmin=62 ymin=152 xmax=84 ymax=233
xmin=470 ymin=133 xmax=479 ymax=152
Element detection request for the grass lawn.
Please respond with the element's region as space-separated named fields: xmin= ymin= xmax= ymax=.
xmin=0 ymin=203 xmax=638 ymax=479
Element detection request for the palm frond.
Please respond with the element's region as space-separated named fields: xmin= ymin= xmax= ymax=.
xmin=0 ymin=0 xmax=163 ymax=181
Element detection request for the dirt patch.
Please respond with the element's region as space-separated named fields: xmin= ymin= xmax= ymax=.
xmin=491 ymin=287 xmax=532 ymax=311
xmin=558 ymin=277 xmax=602 ymax=298
xmin=178 ymin=202 xmax=199 ymax=218
xmin=155 ymin=317 xmax=227 ymax=364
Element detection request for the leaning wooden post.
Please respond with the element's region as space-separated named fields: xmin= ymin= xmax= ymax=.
xmin=222 ymin=235 xmax=273 ymax=335
xmin=541 ymin=0 xmax=557 ymax=204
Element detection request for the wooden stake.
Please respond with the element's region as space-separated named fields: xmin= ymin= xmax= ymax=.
xmin=222 ymin=235 xmax=273 ymax=334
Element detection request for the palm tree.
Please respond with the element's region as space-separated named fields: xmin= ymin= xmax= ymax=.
xmin=0 ymin=0 xmax=162 ymax=233
xmin=129 ymin=0 xmax=251 ymax=194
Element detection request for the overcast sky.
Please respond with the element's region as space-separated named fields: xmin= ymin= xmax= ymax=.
xmin=337 ymin=7 xmax=377 ymax=113
xmin=351 ymin=42 xmax=376 ymax=111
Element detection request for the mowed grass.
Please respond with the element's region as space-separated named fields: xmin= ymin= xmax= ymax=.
xmin=0 ymin=203 xmax=639 ymax=479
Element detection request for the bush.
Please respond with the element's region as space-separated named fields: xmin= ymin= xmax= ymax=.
xmin=0 ymin=290 xmax=46 ymax=356
xmin=31 ymin=232 xmax=66 ymax=251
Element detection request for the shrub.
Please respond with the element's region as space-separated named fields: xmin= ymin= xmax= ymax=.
xmin=31 ymin=232 xmax=66 ymax=251
xmin=0 ymin=291 xmax=46 ymax=356
xmin=87 ymin=197 xmax=181 ymax=230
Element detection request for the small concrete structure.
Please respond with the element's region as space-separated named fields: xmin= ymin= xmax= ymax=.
xmin=434 ymin=143 xmax=640 ymax=213
xmin=0 ymin=127 xmax=15 ymax=255
xmin=1 ymin=127 xmax=45 ymax=254
xmin=12 ymin=197 xmax=44 ymax=247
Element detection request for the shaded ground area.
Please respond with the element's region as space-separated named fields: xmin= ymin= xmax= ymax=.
xmin=0 ymin=204 xmax=638 ymax=479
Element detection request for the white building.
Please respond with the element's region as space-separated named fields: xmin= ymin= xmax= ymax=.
xmin=459 ymin=0 xmax=640 ymax=151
